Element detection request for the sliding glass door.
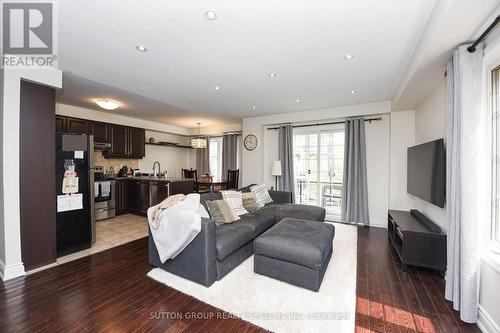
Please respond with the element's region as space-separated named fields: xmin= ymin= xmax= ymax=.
xmin=293 ymin=126 xmax=344 ymax=220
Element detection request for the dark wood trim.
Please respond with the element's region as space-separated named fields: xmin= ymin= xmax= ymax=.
xmin=19 ymin=80 xmax=57 ymax=270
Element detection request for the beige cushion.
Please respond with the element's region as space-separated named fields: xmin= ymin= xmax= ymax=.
xmin=242 ymin=192 xmax=258 ymax=213
xmin=221 ymin=190 xmax=249 ymax=216
xmin=206 ymin=199 xmax=241 ymax=225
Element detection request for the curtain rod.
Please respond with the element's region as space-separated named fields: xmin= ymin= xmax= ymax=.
xmin=468 ymin=15 xmax=500 ymax=53
xmin=266 ymin=117 xmax=382 ymax=130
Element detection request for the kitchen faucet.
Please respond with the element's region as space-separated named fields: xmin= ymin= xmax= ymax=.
xmin=152 ymin=161 xmax=161 ymax=178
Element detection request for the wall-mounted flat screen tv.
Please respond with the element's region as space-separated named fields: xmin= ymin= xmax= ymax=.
xmin=407 ymin=139 xmax=446 ymax=208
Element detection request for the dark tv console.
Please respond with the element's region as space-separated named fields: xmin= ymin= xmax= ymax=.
xmin=388 ymin=210 xmax=446 ymax=274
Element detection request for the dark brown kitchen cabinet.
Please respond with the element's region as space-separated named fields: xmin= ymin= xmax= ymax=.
xmin=128 ymin=180 xmax=149 ymax=216
xmin=128 ymin=127 xmax=145 ymax=158
xmin=103 ymin=125 xmax=145 ymax=158
xmin=170 ymin=181 xmax=194 ymax=195
xmin=90 ymin=121 xmax=110 ymax=143
xmin=66 ymin=117 xmax=89 ymax=135
xmin=105 ymin=124 xmax=128 ymax=157
xmin=55 ymin=115 xmax=145 ymax=158
xmin=116 ymin=180 xmax=128 ymax=215
xmin=55 ymin=115 xmax=66 ymax=132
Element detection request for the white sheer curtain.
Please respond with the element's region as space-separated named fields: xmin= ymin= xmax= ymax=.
xmin=445 ymin=43 xmax=485 ymax=323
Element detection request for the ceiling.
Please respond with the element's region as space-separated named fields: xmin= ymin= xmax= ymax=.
xmin=57 ymin=0 xmax=438 ymax=128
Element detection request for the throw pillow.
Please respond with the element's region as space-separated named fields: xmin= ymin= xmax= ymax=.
xmin=242 ymin=192 xmax=258 ymax=213
xmin=221 ymin=190 xmax=249 ymax=216
xmin=206 ymin=199 xmax=241 ymax=225
xmin=250 ymin=184 xmax=273 ymax=208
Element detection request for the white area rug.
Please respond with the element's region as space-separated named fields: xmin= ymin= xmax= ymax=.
xmin=148 ymin=222 xmax=357 ymax=333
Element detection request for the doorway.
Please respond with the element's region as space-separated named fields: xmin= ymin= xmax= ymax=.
xmin=293 ymin=125 xmax=344 ymax=220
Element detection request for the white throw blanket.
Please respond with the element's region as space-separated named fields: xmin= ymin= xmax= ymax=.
xmin=147 ymin=193 xmax=207 ymax=263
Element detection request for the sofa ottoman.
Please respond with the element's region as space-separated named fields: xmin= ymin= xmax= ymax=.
xmin=253 ymin=217 xmax=335 ymax=291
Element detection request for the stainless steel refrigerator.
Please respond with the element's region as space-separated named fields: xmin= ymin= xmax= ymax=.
xmin=55 ymin=134 xmax=95 ymax=257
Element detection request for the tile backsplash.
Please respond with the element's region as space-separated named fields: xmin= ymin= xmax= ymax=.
xmin=94 ymin=150 xmax=139 ymax=173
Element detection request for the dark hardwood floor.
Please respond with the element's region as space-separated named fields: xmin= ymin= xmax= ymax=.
xmin=356 ymin=227 xmax=480 ymax=333
xmin=0 ymin=227 xmax=481 ymax=332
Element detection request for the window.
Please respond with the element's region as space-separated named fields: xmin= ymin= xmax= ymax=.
xmin=293 ymin=126 xmax=344 ymax=220
xmin=209 ymin=137 xmax=223 ymax=180
xmin=492 ymin=66 xmax=500 ymax=243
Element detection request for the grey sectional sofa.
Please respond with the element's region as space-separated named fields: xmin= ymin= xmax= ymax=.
xmin=148 ymin=188 xmax=326 ymax=287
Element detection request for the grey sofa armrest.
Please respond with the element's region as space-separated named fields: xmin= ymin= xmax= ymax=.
xmin=148 ymin=217 xmax=217 ymax=287
xmin=269 ymin=190 xmax=293 ymax=204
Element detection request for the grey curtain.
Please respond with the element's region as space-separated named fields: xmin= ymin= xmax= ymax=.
xmin=278 ymin=125 xmax=295 ymax=202
xmin=195 ymin=136 xmax=210 ymax=175
xmin=341 ymin=118 xmax=369 ymax=225
xmin=222 ymin=134 xmax=238 ymax=177
xmin=445 ymin=44 xmax=483 ymax=323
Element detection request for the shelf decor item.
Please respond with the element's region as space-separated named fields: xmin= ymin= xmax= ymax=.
xmin=191 ymin=123 xmax=207 ymax=149
xmin=148 ymin=137 xmax=155 ymax=143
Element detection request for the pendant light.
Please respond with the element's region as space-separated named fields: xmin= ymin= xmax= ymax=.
xmin=191 ymin=123 xmax=207 ymax=149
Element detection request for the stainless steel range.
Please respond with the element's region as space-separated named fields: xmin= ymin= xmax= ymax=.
xmin=92 ymin=166 xmax=116 ymax=221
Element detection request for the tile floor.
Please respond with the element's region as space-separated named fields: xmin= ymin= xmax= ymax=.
xmin=27 ymin=214 xmax=148 ymax=274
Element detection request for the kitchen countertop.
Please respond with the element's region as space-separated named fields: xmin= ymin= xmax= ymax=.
xmin=113 ymin=176 xmax=194 ymax=183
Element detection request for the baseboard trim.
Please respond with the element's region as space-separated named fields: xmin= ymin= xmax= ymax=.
xmin=370 ymin=218 xmax=387 ymax=228
xmin=478 ymin=305 xmax=500 ymax=333
xmin=0 ymin=260 xmax=26 ymax=281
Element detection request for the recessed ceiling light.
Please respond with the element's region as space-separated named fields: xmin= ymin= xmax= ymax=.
xmin=344 ymin=54 xmax=354 ymax=60
xmin=96 ymin=99 xmax=120 ymax=110
xmin=252 ymin=106 xmax=256 ymax=110
xmin=136 ymin=45 xmax=147 ymax=52
xmin=350 ymin=90 xmax=358 ymax=94
xmin=268 ymin=73 xmax=277 ymax=78
xmin=215 ymin=86 xmax=221 ymax=90
xmin=296 ymin=99 xmax=301 ymax=103
xmin=205 ymin=10 xmax=217 ymax=20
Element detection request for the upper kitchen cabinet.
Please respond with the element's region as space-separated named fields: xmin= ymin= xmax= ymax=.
xmin=105 ymin=124 xmax=129 ymax=157
xmin=55 ymin=115 xmax=66 ymax=132
xmin=128 ymin=127 xmax=145 ymax=158
xmin=103 ymin=125 xmax=145 ymax=158
xmin=90 ymin=121 xmax=110 ymax=143
xmin=55 ymin=115 xmax=145 ymax=159
xmin=66 ymin=117 xmax=89 ymax=135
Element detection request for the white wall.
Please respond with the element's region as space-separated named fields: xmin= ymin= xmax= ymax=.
xmin=242 ymin=101 xmax=391 ymax=226
xmin=0 ymin=68 xmax=63 ymax=281
xmin=242 ymin=101 xmax=391 ymax=185
xmin=389 ymin=110 xmax=416 ymax=211
xmin=139 ymin=130 xmax=196 ymax=178
xmin=413 ymin=79 xmax=447 ymax=231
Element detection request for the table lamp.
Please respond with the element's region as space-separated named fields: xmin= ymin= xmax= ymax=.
xmin=271 ymin=161 xmax=282 ymax=190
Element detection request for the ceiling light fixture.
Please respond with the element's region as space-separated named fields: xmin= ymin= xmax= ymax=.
xmin=95 ymin=99 xmax=120 ymax=110
xmin=296 ymin=99 xmax=301 ymax=103
xmin=268 ymin=73 xmax=277 ymax=78
xmin=344 ymin=54 xmax=354 ymax=60
xmin=205 ymin=10 xmax=218 ymax=20
xmin=136 ymin=45 xmax=148 ymax=52
xmin=350 ymin=90 xmax=358 ymax=94
xmin=215 ymin=86 xmax=221 ymax=90
xmin=252 ymin=106 xmax=257 ymax=110
xmin=191 ymin=123 xmax=207 ymax=149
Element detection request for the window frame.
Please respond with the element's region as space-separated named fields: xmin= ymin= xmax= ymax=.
xmin=208 ymin=136 xmax=223 ymax=180
xmin=292 ymin=124 xmax=344 ymax=221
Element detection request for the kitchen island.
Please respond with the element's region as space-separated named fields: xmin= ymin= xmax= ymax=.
xmin=114 ymin=177 xmax=194 ymax=216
